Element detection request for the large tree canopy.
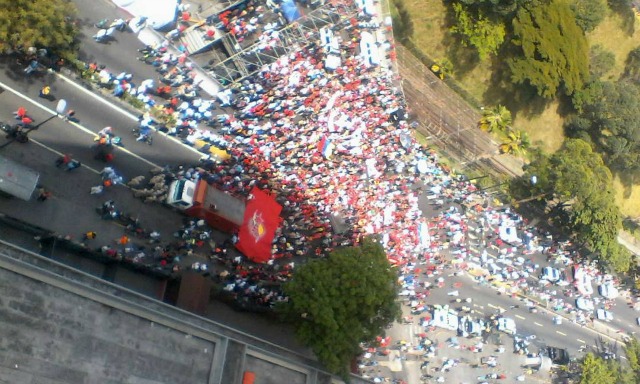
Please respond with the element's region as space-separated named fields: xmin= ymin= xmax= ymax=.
xmin=450 ymin=2 xmax=506 ymax=60
xmin=0 ymin=0 xmax=78 ymax=57
xmin=515 ymin=139 xmax=630 ymax=271
xmin=566 ymin=81 xmax=640 ymax=175
xmin=570 ymin=0 xmax=606 ymax=32
xmin=508 ymin=0 xmax=589 ymax=98
xmin=580 ymin=353 xmax=618 ymax=384
xmin=278 ymin=238 xmax=400 ymax=376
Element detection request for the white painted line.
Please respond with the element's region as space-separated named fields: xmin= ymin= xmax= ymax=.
xmin=515 ymin=315 xmax=525 ymax=320
xmin=577 ymin=339 xmax=586 ymax=344
xmin=556 ymin=331 xmax=567 ymax=336
xmin=534 ymin=322 xmax=543 ymax=327
xmin=55 ymin=73 xmax=204 ymax=157
xmin=0 ymin=79 xmax=158 ymax=168
xmin=55 ymin=73 xmax=139 ymax=120
xmin=30 ymin=139 xmax=100 ymax=175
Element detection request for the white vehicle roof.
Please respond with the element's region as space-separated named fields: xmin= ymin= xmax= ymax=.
xmin=541 ymin=267 xmax=560 ymax=281
xmin=599 ymin=282 xmax=619 ymax=299
xmin=596 ymin=309 xmax=613 ymax=321
xmin=431 ymin=308 xmax=459 ymax=331
xmin=497 ymin=317 xmax=516 ymax=334
xmin=576 ymin=298 xmax=594 ymax=311
xmin=576 ymin=273 xmax=594 ymax=296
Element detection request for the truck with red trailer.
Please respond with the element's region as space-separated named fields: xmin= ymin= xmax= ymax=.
xmin=166 ymin=178 xmax=282 ymax=263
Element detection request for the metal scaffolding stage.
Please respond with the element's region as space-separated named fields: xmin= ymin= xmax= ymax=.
xmin=208 ymin=1 xmax=360 ymax=84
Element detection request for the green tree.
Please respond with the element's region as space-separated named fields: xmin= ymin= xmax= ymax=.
xmin=431 ymin=58 xmax=453 ymax=79
xmin=571 ymin=0 xmax=607 ymax=32
xmin=589 ymin=44 xmax=616 ymax=79
xmin=457 ymin=0 xmax=526 ymax=17
xmin=580 ymin=353 xmax=617 ymax=384
xmin=508 ymin=0 xmax=589 ymax=98
xmin=0 ymin=0 xmax=78 ymax=58
xmin=570 ymin=79 xmax=605 ymax=113
xmin=623 ymin=46 xmax=640 ymax=81
xmin=450 ymin=2 xmax=506 ymax=60
xmin=583 ymin=81 xmax=640 ymax=172
xmin=500 ymin=129 xmax=530 ymax=155
xmin=624 ymin=338 xmax=640 ymax=378
xmin=479 ymin=105 xmax=512 ymax=133
xmin=517 ymin=139 xmax=629 ymax=271
xmin=278 ymin=238 xmax=400 ymax=377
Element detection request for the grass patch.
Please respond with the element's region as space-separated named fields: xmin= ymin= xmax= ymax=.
xmin=614 ymin=176 xmax=640 ymax=217
xmin=396 ymin=2 xmax=640 ymax=154
xmin=588 ymin=11 xmax=640 ymax=80
xmin=513 ymin=100 xmax=565 ymax=154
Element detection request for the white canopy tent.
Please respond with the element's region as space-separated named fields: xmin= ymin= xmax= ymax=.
xmin=112 ymin=0 xmax=178 ymax=29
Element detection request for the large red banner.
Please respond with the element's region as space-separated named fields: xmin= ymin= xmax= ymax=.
xmin=236 ymin=187 xmax=282 ymax=263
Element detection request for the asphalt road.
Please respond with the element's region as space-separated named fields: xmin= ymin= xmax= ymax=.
xmin=0 ymin=50 xmax=207 ymax=262
xmin=73 ymin=0 xmax=162 ymax=87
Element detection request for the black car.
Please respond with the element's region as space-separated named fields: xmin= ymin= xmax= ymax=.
xmin=547 ymin=346 xmax=570 ymax=365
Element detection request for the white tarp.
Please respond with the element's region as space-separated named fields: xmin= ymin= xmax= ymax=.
xmin=498 ymin=222 xmax=520 ymax=243
xmin=112 ymin=0 xmax=178 ymax=29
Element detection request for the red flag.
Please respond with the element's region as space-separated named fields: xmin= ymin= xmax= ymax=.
xmin=236 ymin=187 xmax=282 ymax=263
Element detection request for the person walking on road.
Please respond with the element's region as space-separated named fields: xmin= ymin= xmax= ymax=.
xmin=39 ymin=85 xmax=51 ymax=99
xmin=82 ymin=231 xmax=97 ymax=241
xmin=36 ymin=187 xmax=52 ymax=201
xmin=55 ymin=154 xmax=72 ymax=168
xmin=14 ymin=107 xmax=27 ymax=120
xmin=64 ymin=109 xmax=75 ymax=122
xmin=117 ymin=235 xmax=130 ymax=245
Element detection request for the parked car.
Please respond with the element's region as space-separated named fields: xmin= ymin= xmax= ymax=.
xmin=596 ymin=309 xmax=614 ymax=322
xmin=598 ymin=282 xmax=619 ymax=300
xmin=540 ymin=267 xmax=560 ymax=283
xmin=547 ymin=346 xmax=570 ymax=365
xmin=497 ymin=317 xmax=517 ymax=335
xmin=576 ymin=298 xmax=595 ymax=311
xmin=458 ymin=316 xmax=485 ymax=338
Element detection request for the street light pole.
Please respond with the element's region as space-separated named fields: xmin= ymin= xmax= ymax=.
xmin=0 ymin=99 xmax=67 ymax=150
xmin=0 ymin=114 xmax=57 ymax=149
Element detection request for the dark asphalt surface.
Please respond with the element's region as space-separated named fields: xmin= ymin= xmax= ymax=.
xmin=0 ymin=70 xmax=312 ymax=356
xmin=0 ymin=0 xmax=311 ymax=356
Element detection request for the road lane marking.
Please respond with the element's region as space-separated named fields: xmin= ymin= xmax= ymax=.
xmin=55 ymin=73 xmax=205 ymax=157
xmin=515 ymin=315 xmax=525 ymax=320
xmin=556 ymin=331 xmax=567 ymax=336
xmin=0 ymin=79 xmax=159 ymax=168
xmin=577 ymin=339 xmax=586 ymax=344
xmin=56 ymin=72 xmax=139 ymax=120
xmin=30 ymin=139 xmax=99 ymax=174
xmin=534 ymin=322 xmax=543 ymax=327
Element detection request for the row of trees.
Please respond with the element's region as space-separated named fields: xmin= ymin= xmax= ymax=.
xmin=448 ymin=0 xmax=602 ymax=99
xmin=578 ymin=339 xmax=640 ymax=383
xmin=510 ymin=139 xmax=631 ymax=272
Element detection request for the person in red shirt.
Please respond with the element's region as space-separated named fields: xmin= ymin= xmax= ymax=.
xmin=14 ymin=106 xmax=27 ymax=119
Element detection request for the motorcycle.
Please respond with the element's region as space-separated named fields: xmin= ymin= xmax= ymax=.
xmin=93 ymin=27 xmax=116 ymax=43
xmin=132 ymin=126 xmax=153 ymax=145
xmin=95 ymin=18 xmax=127 ymax=31
xmin=96 ymin=201 xmax=120 ymax=220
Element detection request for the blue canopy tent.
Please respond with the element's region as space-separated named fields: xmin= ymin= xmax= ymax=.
xmin=281 ymin=0 xmax=302 ymax=23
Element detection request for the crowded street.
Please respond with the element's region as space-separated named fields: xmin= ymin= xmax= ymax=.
xmin=1 ymin=0 xmax=640 ymax=383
